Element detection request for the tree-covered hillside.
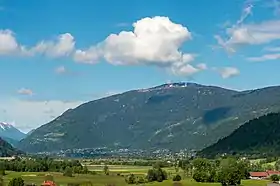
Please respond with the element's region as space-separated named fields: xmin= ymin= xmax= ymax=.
xmin=199 ymin=113 xmax=280 ymax=157
xmin=0 ymin=137 xmax=23 ymax=157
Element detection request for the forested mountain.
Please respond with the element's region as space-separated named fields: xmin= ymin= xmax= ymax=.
xmin=0 ymin=137 xmax=23 ymax=157
xmin=18 ymin=83 xmax=280 ymax=153
xmin=199 ymin=113 xmax=280 ymax=157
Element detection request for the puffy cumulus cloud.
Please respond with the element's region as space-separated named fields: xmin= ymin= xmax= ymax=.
xmin=214 ymin=67 xmax=240 ymax=79
xmin=0 ymin=29 xmax=21 ymax=55
xmin=74 ymin=46 xmax=101 ymax=64
xmin=74 ymin=16 xmax=204 ymax=76
xmin=0 ymin=98 xmax=83 ymax=132
xmin=31 ymin=33 xmax=75 ymax=57
xmin=0 ymin=31 xmax=75 ymax=58
xmin=247 ymin=53 xmax=280 ymax=62
xmin=17 ymin=88 xmax=34 ymax=96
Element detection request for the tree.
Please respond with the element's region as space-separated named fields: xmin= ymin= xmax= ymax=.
xmin=146 ymin=167 xmax=167 ymax=182
xmin=275 ymin=160 xmax=280 ymax=171
xmin=193 ymin=170 xmax=208 ymax=182
xmin=217 ymin=158 xmax=242 ymax=186
xmin=0 ymin=162 xmax=5 ymax=176
xmin=8 ymin=177 xmax=25 ymax=186
xmin=125 ymin=174 xmax=136 ymax=184
xmin=82 ymin=165 xmax=89 ymax=174
xmin=104 ymin=165 xmax=109 ymax=175
xmin=0 ymin=176 xmax=4 ymax=186
xmin=173 ymin=174 xmax=182 ymax=181
xmin=271 ymin=174 xmax=279 ymax=182
xmin=63 ymin=166 xmax=73 ymax=177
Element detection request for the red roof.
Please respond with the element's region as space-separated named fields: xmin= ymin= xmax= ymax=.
xmin=42 ymin=181 xmax=56 ymax=186
xmin=249 ymin=172 xmax=268 ymax=177
xmin=267 ymin=171 xmax=280 ymax=175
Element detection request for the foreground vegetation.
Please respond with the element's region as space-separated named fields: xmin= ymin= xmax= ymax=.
xmin=0 ymin=156 xmax=279 ymax=186
xmin=0 ymin=171 xmax=270 ymax=186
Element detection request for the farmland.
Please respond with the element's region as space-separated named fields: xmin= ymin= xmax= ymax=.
xmin=1 ymin=165 xmax=270 ymax=186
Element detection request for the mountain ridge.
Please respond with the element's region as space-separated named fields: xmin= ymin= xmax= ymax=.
xmin=18 ymin=83 xmax=280 ymax=153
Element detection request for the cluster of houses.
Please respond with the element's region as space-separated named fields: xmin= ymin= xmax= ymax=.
xmin=250 ymin=170 xmax=280 ymax=180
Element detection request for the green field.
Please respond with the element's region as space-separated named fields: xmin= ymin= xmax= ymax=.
xmin=1 ymin=168 xmax=270 ymax=186
xmin=86 ymin=165 xmax=151 ymax=174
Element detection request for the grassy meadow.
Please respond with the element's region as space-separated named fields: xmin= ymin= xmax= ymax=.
xmin=1 ymin=164 xmax=271 ymax=186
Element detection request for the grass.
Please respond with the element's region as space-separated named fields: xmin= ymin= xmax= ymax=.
xmin=1 ymin=171 xmax=270 ymax=186
xmin=86 ymin=165 xmax=151 ymax=174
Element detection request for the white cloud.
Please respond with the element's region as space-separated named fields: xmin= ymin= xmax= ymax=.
xmin=0 ymin=29 xmax=20 ymax=55
xmin=266 ymin=0 xmax=280 ymax=15
xmin=74 ymin=16 xmax=203 ymax=76
xmin=0 ymin=31 xmax=75 ymax=58
xmin=74 ymin=46 xmax=101 ymax=64
xmin=264 ymin=46 xmax=280 ymax=52
xmin=196 ymin=63 xmax=207 ymax=70
xmin=17 ymin=88 xmax=34 ymax=96
xmin=214 ymin=67 xmax=240 ymax=79
xmin=31 ymin=33 xmax=75 ymax=57
xmin=227 ymin=20 xmax=280 ymax=45
xmin=215 ymin=1 xmax=280 ymax=53
xmin=55 ymin=66 xmax=67 ymax=74
xmin=0 ymin=98 xmax=83 ymax=132
xmin=247 ymin=53 xmax=280 ymax=61
xmin=1 ymin=17 xmax=206 ymax=77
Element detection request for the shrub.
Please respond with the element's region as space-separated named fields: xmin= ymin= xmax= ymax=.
xmin=193 ymin=171 xmax=208 ymax=182
xmin=63 ymin=166 xmax=73 ymax=177
xmin=8 ymin=177 xmax=24 ymax=186
xmin=125 ymin=174 xmax=136 ymax=184
xmin=0 ymin=169 xmax=5 ymax=176
xmin=173 ymin=174 xmax=182 ymax=181
xmin=271 ymin=174 xmax=279 ymax=182
xmin=146 ymin=167 xmax=167 ymax=182
xmin=136 ymin=176 xmax=146 ymax=184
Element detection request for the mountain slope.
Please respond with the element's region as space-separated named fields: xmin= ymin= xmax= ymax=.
xmin=18 ymin=83 xmax=280 ymax=153
xmin=0 ymin=122 xmax=26 ymax=141
xmin=199 ymin=113 xmax=280 ymax=157
xmin=0 ymin=137 xmax=23 ymax=157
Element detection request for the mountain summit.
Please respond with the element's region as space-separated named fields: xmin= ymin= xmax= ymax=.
xmin=0 ymin=122 xmax=26 ymax=145
xmin=19 ymin=83 xmax=280 ymax=153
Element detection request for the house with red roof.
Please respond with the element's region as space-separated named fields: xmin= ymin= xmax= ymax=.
xmin=249 ymin=172 xmax=268 ymax=179
xmin=249 ymin=170 xmax=280 ymax=180
xmin=267 ymin=171 xmax=280 ymax=176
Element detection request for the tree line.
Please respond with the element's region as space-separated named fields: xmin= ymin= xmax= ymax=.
xmin=0 ymin=157 xmax=90 ymax=174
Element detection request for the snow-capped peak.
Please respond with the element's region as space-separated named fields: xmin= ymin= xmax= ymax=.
xmin=0 ymin=122 xmax=13 ymax=130
xmin=0 ymin=122 xmax=26 ymax=141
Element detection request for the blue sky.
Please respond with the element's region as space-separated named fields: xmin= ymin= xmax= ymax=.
xmin=0 ymin=0 xmax=280 ymax=132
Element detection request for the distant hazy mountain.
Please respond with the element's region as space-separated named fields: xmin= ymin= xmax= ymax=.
xmin=199 ymin=113 xmax=280 ymax=157
xmin=19 ymin=83 xmax=280 ymax=153
xmin=0 ymin=122 xmax=26 ymax=141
